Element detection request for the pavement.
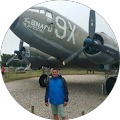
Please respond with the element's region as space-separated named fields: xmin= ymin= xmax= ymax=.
xmin=5 ymin=75 xmax=107 ymax=119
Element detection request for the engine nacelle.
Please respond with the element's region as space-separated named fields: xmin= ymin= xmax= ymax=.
xmin=23 ymin=46 xmax=61 ymax=69
xmin=84 ymin=32 xmax=119 ymax=70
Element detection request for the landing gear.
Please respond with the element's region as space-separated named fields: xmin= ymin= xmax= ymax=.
xmin=39 ymin=74 xmax=47 ymax=87
xmin=39 ymin=66 xmax=51 ymax=87
xmin=105 ymin=70 xmax=118 ymax=94
xmin=106 ymin=77 xmax=116 ymax=94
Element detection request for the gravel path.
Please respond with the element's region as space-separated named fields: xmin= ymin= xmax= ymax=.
xmin=5 ymin=75 xmax=107 ymax=119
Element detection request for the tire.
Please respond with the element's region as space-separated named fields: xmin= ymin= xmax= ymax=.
xmin=106 ymin=77 xmax=116 ymax=94
xmin=39 ymin=74 xmax=47 ymax=87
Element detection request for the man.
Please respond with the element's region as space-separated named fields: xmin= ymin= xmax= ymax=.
xmin=45 ymin=68 xmax=69 ymax=120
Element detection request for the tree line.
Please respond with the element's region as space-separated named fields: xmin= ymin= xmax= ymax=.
xmin=1 ymin=53 xmax=25 ymax=67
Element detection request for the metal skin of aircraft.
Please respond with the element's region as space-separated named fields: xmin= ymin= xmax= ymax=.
xmin=7 ymin=6 xmax=119 ymax=94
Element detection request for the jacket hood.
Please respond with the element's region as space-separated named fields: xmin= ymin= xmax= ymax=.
xmin=51 ymin=74 xmax=62 ymax=79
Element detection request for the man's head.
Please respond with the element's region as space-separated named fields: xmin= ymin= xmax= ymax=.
xmin=52 ymin=68 xmax=59 ymax=77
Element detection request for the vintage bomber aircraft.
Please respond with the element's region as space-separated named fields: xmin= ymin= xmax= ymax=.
xmin=7 ymin=6 xmax=119 ymax=94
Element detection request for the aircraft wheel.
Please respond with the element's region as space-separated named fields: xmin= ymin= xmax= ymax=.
xmin=39 ymin=74 xmax=47 ymax=87
xmin=106 ymin=77 xmax=116 ymax=94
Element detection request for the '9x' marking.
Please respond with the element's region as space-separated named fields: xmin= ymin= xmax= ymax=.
xmin=55 ymin=16 xmax=76 ymax=45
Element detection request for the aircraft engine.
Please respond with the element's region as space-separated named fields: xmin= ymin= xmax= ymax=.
xmin=6 ymin=40 xmax=31 ymax=67
xmin=63 ymin=10 xmax=119 ymax=70
xmin=83 ymin=33 xmax=118 ymax=70
xmin=23 ymin=46 xmax=30 ymax=58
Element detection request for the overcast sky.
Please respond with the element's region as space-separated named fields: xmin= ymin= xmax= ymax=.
xmin=0 ymin=1 xmax=116 ymax=55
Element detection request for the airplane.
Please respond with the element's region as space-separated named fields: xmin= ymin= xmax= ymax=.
xmin=6 ymin=6 xmax=119 ymax=94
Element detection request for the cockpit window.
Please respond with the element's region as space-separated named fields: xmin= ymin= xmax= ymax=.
xmin=46 ymin=11 xmax=53 ymax=19
xmin=28 ymin=9 xmax=45 ymax=15
xmin=28 ymin=9 xmax=53 ymax=19
xmin=40 ymin=10 xmax=45 ymax=14
xmin=28 ymin=9 xmax=39 ymax=13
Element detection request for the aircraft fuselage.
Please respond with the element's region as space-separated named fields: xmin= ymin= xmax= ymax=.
xmin=10 ymin=7 xmax=118 ymax=70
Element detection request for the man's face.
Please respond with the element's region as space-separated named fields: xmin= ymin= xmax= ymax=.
xmin=52 ymin=70 xmax=59 ymax=77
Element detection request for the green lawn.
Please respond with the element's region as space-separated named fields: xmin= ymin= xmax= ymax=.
xmin=3 ymin=70 xmax=42 ymax=83
xmin=2 ymin=69 xmax=105 ymax=83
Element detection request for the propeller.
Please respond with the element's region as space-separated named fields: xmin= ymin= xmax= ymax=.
xmin=89 ymin=10 xmax=96 ymax=40
xmin=6 ymin=55 xmax=17 ymax=65
xmin=63 ymin=10 xmax=95 ymax=65
xmin=19 ymin=40 xmax=23 ymax=50
xmin=62 ymin=46 xmax=87 ymax=65
xmin=6 ymin=40 xmax=31 ymax=67
xmin=95 ymin=44 xmax=119 ymax=60
xmin=63 ymin=9 xmax=119 ymax=65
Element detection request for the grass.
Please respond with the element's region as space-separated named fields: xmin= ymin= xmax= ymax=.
xmin=3 ymin=70 xmax=42 ymax=83
xmin=2 ymin=68 xmax=105 ymax=83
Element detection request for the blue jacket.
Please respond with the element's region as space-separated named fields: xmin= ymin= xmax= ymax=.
xmin=45 ymin=75 xmax=69 ymax=105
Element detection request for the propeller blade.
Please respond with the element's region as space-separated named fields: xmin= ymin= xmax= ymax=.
xmin=20 ymin=54 xmax=31 ymax=67
xmin=6 ymin=55 xmax=17 ymax=65
xmin=96 ymin=44 xmax=120 ymax=60
xmin=63 ymin=46 xmax=87 ymax=65
xmin=89 ymin=10 xmax=96 ymax=39
xmin=28 ymin=45 xmax=31 ymax=57
xmin=19 ymin=40 xmax=23 ymax=50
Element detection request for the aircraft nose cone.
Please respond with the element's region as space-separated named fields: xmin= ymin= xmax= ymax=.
xmin=10 ymin=17 xmax=19 ymax=31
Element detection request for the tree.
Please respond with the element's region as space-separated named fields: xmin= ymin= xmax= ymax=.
xmin=1 ymin=53 xmax=25 ymax=67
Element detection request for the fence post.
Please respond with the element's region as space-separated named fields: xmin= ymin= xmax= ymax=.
xmin=101 ymin=84 xmax=106 ymax=95
xmin=31 ymin=106 xmax=34 ymax=114
xmin=81 ymin=111 xmax=85 ymax=116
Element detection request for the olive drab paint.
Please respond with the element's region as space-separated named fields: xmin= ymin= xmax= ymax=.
xmin=23 ymin=15 xmax=76 ymax=45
